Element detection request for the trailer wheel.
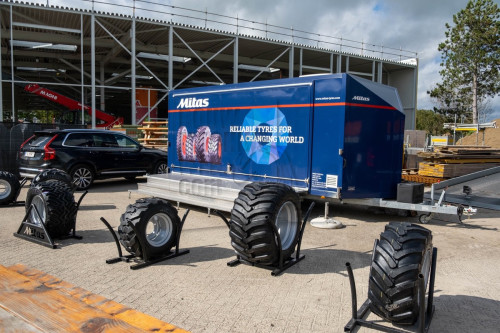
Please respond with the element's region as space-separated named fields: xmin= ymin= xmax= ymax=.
xmin=195 ymin=126 xmax=211 ymax=163
xmin=118 ymin=198 xmax=179 ymax=258
xmin=208 ymin=134 xmax=222 ymax=164
xmin=368 ymin=222 xmax=433 ymax=325
xmin=418 ymin=213 xmax=433 ymax=224
xmin=0 ymin=171 xmax=20 ymax=205
xmin=25 ymin=181 xmax=77 ymax=238
xmin=32 ymin=169 xmax=74 ymax=190
xmin=176 ymin=126 xmax=188 ymax=161
xmin=229 ymin=182 xmax=301 ymax=265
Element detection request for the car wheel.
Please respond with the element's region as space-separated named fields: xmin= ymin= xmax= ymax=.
xmin=70 ymin=164 xmax=94 ymax=190
xmin=154 ymin=161 xmax=168 ymax=174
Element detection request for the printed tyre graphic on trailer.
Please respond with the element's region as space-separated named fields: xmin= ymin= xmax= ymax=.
xmin=368 ymin=222 xmax=433 ymax=325
xmin=229 ymin=182 xmax=301 ymax=265
xmin=0 ymin=171 xmax=20 ymax=205
xmin=25 ymin=181 xmax=77 ymax=238
xmin=176 ymin=126 xmax=189 ymax=161
xmin=208 ymin=134 xmax=222 ymax=164
xmin=195 ymin=126 xmax=212 ymax=163
xmin=118 ymin=198 xmax=179 ymax=258
xmin=176 ymin=126 xmax=222 ymax=164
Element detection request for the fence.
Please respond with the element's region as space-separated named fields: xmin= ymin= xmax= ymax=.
xmin=0 ymin=122 xmax=85 ymax=175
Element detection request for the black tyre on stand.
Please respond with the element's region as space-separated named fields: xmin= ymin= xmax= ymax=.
xmin=32 ymin=169 xmax=74 ymax=191
xmin=195 ymin=126 xmax=211 ymax=163
xmin=368 ymin=222 xmax=433 ymax=325
xmin=228 ymin=182 xmax=301 ymax=265
xmin=207 ymin=134 xmax=222 ymax=164
xmin=118 ymin=198 xmax=179 ymax=258
xmin=0 ymin=171 xmax=20 ymax=205
xmin=25 ymin=181 xmax=77 ymax=238
xmin=176 ymin=126 xmax=188 ymax=161
xmin=70 ymin=164 xmax=95 ymax=190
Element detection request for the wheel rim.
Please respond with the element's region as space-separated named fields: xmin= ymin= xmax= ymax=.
xmin=275 ymin=201 xmax=298 ymax=249
xmin=145 ymin=212 xmax=173 ymax=247
xmin=157 ymin=163 xmax=168 ymax=174
xmin=0 ymin=179 xmax=11 ymax=200
xmin=30 ymin=195 xmax=46 ymax=226
xmin=73 ymin=167 xmax=92 ymax=188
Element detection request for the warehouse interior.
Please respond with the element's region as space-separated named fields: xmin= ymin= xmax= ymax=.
xmin=0 ymin=0 xmax=418 ymax=128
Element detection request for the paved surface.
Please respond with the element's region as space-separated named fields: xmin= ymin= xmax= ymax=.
xmin=0 ymin=178 xmax=499 ymax=332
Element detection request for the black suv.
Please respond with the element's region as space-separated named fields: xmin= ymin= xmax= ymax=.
xmin=18 ymin=129 xmax=168 ymax=190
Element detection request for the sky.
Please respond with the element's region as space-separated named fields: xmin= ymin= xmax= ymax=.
xmin=41 ymin=0 xmax=500 ymax=120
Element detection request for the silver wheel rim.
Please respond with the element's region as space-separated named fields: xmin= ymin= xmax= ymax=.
xmin=145 ymin=212 xmax=173 ymax=247
xmin=276 ymin=201 xmax=298 ymax=249
xmin=73 ymin=167 xmax=92 ymax=188
xmin=30 ymin=195 xmax=46 ymax=226
xmin=0 ymin=179 xmax=11 ymax=200
xmin=157 ymin=163 xmax=168 ymax=174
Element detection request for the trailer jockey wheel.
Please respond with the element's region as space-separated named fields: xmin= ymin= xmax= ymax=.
xmin=229 ymin=182 xmax=301 ymax=266
xmin=118 ymin=198 xmax=179 ymax=259
xmin=368 ymin=222 xmax=433 ymax=325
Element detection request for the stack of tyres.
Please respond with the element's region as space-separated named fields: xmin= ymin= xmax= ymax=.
xmin=176 ymin=126 xmax=222 ymax=164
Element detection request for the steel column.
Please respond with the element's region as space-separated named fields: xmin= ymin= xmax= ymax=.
xmin=91 ymin=11 xmax=96 ymax=129
xmin=289 ymin=45 xmax=294 ymax=78
xmin=80 ymin=13 xmax=84 ymax=125
xmin=0 ymin=10 xmax=2 ymax=120
xmin=131 ymin=14 xmax=136 ymax=125
xmin=377 ymin=62 xmax=382 ymax=83
xmin=100 ymin=62 xmax=105 ymax=111
xmin=233 ymin=36 xmax=238 ymax=84
xmin=10 ymin=5 xmax=14 ymax=120
xmin=299 ymin=48 xmax=303 ymax=76
xmin=168 ymin=25 xmax=173 ymax=90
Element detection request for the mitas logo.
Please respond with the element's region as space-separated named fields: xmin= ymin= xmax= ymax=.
xmin=352 ymin=96 xmax=370 ymax=102
xmin=177 ymin=97 xmax=209 ymax=109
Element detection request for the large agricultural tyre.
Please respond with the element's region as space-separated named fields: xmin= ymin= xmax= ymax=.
xmin=368 ymin=222 xmax=433 ymax=325
xmin=25 ymin=181 xmax=77 ymax=238
xmin=207 ymin=134 xmax=222 ymax=164
xmin=176 ymin=126 xmax=188 ymax=161
xmin=229 ymin=182 xmax=301 ymax=266
xmin=195 ymin=126 xmax=211 ymax=163
xmin=70 ymin=164 xmax=95 ymax=190
xmin=31 ymin=169 xmax=74 ymax=191
xmin=0 ymin=171 xmax=20 ymax=205
xmin=118 ymin=198 xmax=179 ymax=259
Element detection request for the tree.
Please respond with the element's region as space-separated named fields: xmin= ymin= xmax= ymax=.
xmin=429 ymin=0 xmax=499 ymax=123
xmin=416 ymin=109 xmax=447 ymax=135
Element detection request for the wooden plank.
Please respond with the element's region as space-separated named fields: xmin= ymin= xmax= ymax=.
xmin=138 ymin=127 xmax=168 ymax=131
xmin=1 ymin=264 xmax=187 ymax=333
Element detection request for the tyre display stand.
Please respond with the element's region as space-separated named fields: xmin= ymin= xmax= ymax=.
xmin=13 ymin=191 xmax=87 ymax=249
xmin=5 ymin=177 xmax=28 ymax=207
xmin=218 ymin=202 xmax=315 ymax=276
xmin=344 ymin=247 xmax=438 ymax=333
xmin=101 ymin=209 xmax=190 ymax=270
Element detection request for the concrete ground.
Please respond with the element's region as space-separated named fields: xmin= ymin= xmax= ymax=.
xmin=0 ymin=178 xmax=499 ymax=332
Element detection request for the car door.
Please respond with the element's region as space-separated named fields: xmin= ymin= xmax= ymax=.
xmin=113 ymin=133 xmax=151 ymax=173
xmin=90 ymin=133 xmax=122 ymax=174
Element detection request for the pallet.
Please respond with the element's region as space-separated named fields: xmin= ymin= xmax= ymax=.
xmin=138 ymin=121 xmax=168 ymax=149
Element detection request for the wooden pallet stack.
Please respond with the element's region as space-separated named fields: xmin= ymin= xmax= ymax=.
xmin=416 ymin=146 xmax=500 ymax=178
xmin=138 ymin=120 xmax=168 ymax=150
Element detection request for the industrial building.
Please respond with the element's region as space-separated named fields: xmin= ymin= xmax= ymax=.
xmin=0 ymin=0 xmax=418 ymax=129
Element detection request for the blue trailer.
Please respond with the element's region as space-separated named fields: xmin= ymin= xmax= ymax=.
xmin=115 ymin=74 xmax=455 ymax=315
